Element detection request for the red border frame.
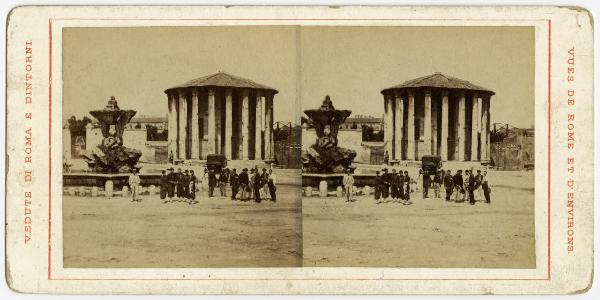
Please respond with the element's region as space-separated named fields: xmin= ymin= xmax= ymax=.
xmin=48 ymin=18 xmax=552 ymax=281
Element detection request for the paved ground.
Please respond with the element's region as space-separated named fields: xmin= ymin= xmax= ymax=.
xmin=63 ymin=184 xmax=302 ymax=268
xmin=302 ymin=170 xmax=535 ymax=268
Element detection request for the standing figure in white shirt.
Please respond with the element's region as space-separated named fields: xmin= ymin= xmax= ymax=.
xmin=342 ymin=170 xmax=355 ymax=202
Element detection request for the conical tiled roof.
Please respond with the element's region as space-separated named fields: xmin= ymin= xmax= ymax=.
xmin=165 ymin=72 xmax=278 ymax=94
xmin=381 ymin=72 xmax=494 ymax=95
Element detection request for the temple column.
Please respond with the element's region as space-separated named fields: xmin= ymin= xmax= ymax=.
xmin=432 ymin=94 xmax=438 ymax=155
xmin=255 ymin=91 xmax=264 ymax=160
xmin=393 ymin=91 xmax=403 ymax=161
xmin=241 ymin=89 xmax=250 ymax=160
xmin=383 ymin=94 xmax=392 ymax=160
xmin=225 ymin=88 xmax=233 ymax=160
xmin=441 ymin=90 xmax=449 ymax=161
xmin=471 ymin=94 xmax=481 ymax=161
xmin=265 ymin=93 xmax=274 ymax=161
xmin=423 ymin=90 xmax=432 ymax=155
xmin=477 ymin=96 xmax=483 ymax=161
xmin=471 ymin=93 xmax=480 ymax=161
xmin=191 ymin=89 xmax=200 ymax=159
xmin=168 ymin=92 xmax=178 ymax=160
xmin=482 ymin=97 xmax=490 ymax=161
xmin=457 ymin=91 xmax=466 ymax=161
xmin=178 ymin=90 xmax=188 ymax=160
xmin=207 ymin=88 xmax=216 ymax=155
xmin=407 ymin=90 xmax=416 ymax=160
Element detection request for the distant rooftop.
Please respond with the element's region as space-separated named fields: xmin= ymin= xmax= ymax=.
xmin=130 ymin=116 xmax=166 ymax=123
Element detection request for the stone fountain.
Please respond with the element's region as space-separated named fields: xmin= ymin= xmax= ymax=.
xmin=302 ymin=96 xmax=361 ymax=192
xmin=302 ymin=95 xmax=357 ymax=173
xmin=83 ymin=96 xmax=142 ymax=173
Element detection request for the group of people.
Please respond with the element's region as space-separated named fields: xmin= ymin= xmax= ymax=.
xmin=372 ymin=168 xmax=414 ymax=205
xmin=437 ymin=169 xmax=491 ymax=205
xmin=127 ymin=166 xmax=279 ymax=204
xmin=366 ymin=167 xmax=491 ymax=205
xmin=217 ymin=167 xmax=278 ymax=203
xmin=148 ymin=166 xmax=278 ymax=204
xmin=157 ymin=167 xmax=199 ymax=203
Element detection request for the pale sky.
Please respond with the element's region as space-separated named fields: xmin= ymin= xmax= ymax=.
xmin=64 ymin=26 xmax=533 ymax=128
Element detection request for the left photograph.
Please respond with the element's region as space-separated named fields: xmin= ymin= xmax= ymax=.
xmin=61 ymin=27 xmax=302 ymax=268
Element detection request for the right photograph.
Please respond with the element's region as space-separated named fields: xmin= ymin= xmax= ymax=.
xmin=300 ymin=26 xmax=535 ymax=268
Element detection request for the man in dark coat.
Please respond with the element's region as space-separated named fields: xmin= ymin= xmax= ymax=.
xmin=160 ymin=170 xmax=168 ymax=202
xmin=208 ymin=169 xmax=217 ymax=197
xmin=453 ymin=170 xmax=464 ymax=202
xmin=166 ymin=167 xmax=176 ymax=200
xmin=230 ymin=168 xmax=239 ymax=200
xmin=239 ymin=168 xmax=249 ymax=200
xmin=388 ymin=169 xmax=399 ymax=202
xmin=374 ymin=171 xmax=383 ymax=203
xmin=397 ymin=170 xmax=405 ymax=202
xmin=482 ymin=170 xmax=491 ymax=204
xmin=253 ymin=169 xmax=263 ymax=203
xmin=381 ymin=168 xmax=390 ymax=201
xmin=267 ymin=169 xmax=277 ymax=202
xmin=219 ymin=169 xmax=228 ymax=197
xmin=422 ymin=170 xmax=431 ymax=198
xmin=182 ymin=170 xmax=190 ymax=199
xmin=468 ymin=170 xmax=476 ymax=205
xmin=444 ymin=170 xmax=454 ymax=201
xmin=175 ymin=168 xmax=185 ymax=200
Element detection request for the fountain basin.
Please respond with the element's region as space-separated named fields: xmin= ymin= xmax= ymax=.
xmin=63 ymin=173 xmax=162 ymax=190
xmin=302 ymin=173 xmax=377 ymax=190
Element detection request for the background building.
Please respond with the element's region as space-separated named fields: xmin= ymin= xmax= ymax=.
xmin=165 ymin=72 xmax=277 ymax=161
xmin=340 ymin=115 xmax=383 ymax=130
xmin=490 ymin=124 xmax=535 ymax=170
xmin=381 ymin=72 xmax=494 ymax=162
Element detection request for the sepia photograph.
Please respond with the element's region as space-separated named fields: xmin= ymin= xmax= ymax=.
xmin=61 ymin=26 xmax=302 ymax=267
xmin=300 ymin=26 xmax=535 ymax=268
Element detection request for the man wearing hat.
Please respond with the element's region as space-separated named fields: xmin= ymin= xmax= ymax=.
xmin=175 ymin=168 xmax=185 ymax=200
xmin=208 ymin=169 xmax=217 ymax=197
xmin=374 ymin=171 xmax=383 ymax=204
xmin=183 ymin=170 xmax=191 ymax=199
xmin=188 ymin=170 xmax=197 ymax=202
xmin=128 ymin=168 xmax=141 ymax=202
xmin=166 ymin=167 xmax=176 ymax=201
xmin=342 ymin=169 xmax=354 ymax=202
xmin=389 ymin=169 xmax=400 ymax=202
xmin=230 ymin=168 xmax=239 ymax=200
xmin=239 ymin=168 xmax=249 ymax=200
xmin=159 ymin=169 xmax=169 ymax=202
xmin=380 ymin=167 xmax=390 ymax=201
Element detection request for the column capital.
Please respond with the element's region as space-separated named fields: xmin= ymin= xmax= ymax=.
xmin=241 ymin=88 xmax=250 ymax=97
xmin=471 ymin=92 xmax=478 ymax=99
xmin=225 ymin=88 xmax=233 ymax=97
xmin=424 ymin=89 xmax=432 ymax=97
xmin=456 ymin=90 xmax=466 ymax=97
xmin=208 ymin=88 xmax=216 ymax=97
xmin=440 ymin=89 xmax=449 ymax=97
xmin=191 ymin=87 xmax=199 ymax=97
xmin=407 ymin=89 xmax=415 ymax=97
xmin=177 ymin=89 xmax=186 ymax=98
xmin=265 ymin=92 xmax=274 ymax=100
xmin=256 ymin=89 xmax=264 ymax=97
